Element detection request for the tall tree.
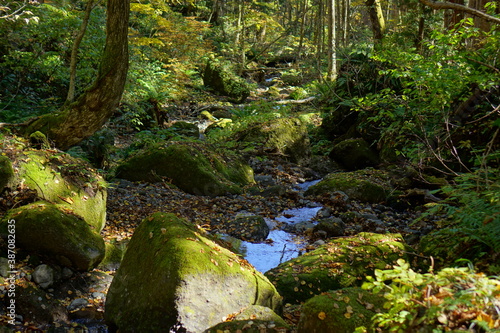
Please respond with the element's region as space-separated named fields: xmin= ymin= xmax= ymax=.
xmin=366 ymin=0 xmax=385 ymax=44
xmin=23 ymin=0 xmax=130 ymax=150
xmin=66 ymin=0 xmax=95 ymax=104
xmin=326 ymin=0 xmax=337 ymax=81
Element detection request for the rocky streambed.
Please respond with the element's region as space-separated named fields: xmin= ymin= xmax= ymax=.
xmin=0 ymin=120 xmax=442 ymax=333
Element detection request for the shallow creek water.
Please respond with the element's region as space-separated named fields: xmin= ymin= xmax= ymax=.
xmin=225 ymin=180 xmax=322 ymax=273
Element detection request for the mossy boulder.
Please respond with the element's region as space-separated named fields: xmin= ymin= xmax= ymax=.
xmin=0 ymin=156 xmax=14 ymax=192
xmin=203 ymin=58 xmax=250 ymax=103
xmin=170 ymin=121 xmax=200 ymax=138
xmin=305 ymin=169 xmax=392 ymax=203
xmin=205 ymin=305 xmax=290 ymax=333
xmin=329 ymin=138 xmax=380 ymax=170
xmin=97 ymin=241 xmax=127 ymax=271
xmin=297 ymin=287 xmax=385 ymax=333
xmin=0 ymin=201 xmax=105 ymax=271
xmin=235 ymin=117 xmax=311 ymax=165
xmin=205 ymin=118 xmax=233 ymax=135
xmin=116 ymin=142 xmax=254 ymax=196
xmin=15 ymin=150 xmax=107 ymax=231
xmin=105 ymin=212 xmax=282 ymax=333
xmin=265 ymin=233 xmax=409 ymax=304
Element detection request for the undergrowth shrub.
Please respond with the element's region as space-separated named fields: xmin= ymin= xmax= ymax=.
xmin=362 ymin=259 xmax=500 ymax=332
xmin=424 ymin=170 xmax=500 ymax=257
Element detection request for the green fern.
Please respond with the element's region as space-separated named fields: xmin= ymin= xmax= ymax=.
xmin=427 ymin=170 xmax=500 ymax=254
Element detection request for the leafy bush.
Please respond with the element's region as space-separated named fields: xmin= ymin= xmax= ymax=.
xmin=424 ymin=170 xmax=500 ymax=257
xmin=363 ymin=259 xmax=500 ymax=332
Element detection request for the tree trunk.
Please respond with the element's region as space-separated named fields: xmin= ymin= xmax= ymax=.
xmin=444 ymin=0 xmax=464 ymax=29
xmin=24 ymin=0 xmax=130 ymax=150
xmin=326 ymin=0 xmax=337 ymax=81
xmin=66 ymin=0 xmax=94 ymax=104
xmin=366 ymin=0 xmax=385 ymax=44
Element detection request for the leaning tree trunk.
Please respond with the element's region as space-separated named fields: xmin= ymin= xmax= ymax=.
xmin=24 ymin=0 xmax=130 ymax=150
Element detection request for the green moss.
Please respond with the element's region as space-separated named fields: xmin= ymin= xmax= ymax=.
xmin=1 ymin=201 xmax=105 ymax=271
xmin=305 ymin=169 xmax=391 ymax=203
xmin=0 ymin=156 xmax=14 ymax=191
xmin=297 ymin=287 xmax=385 ymax=333
xmin=265 ymin=233 xmax=409 ymax=304
xmin=203 ymin=59 xmax=250 ymax=103
xmin=105 ymin=212 xmax=281 ymax=332
xmin=98 ymin=241 xmax=126 ymax=271
xmin=29 ymin=131 xmax=50 ymax=149
xmin=235 ymin=117 xmax=311 ymax=165
xmin=17 ymin=150 xmax=107 ymax=231
xmin=170 ymin=121 xmax=200 ymax=138
xmin=116 ymin=142 xmax=254 ymax=196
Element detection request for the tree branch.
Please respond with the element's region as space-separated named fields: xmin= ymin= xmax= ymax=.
xmin=418 ymin=0 xmax=500 ymax=25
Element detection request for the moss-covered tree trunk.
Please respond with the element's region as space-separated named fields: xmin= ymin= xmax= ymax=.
xmin=24 ymin=0 xmax=130 ymax=150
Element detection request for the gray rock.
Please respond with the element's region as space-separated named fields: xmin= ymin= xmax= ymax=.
xmin=313 ymin=217 xmax=346 ymax=238
xmin=0 ymin=257 xmax=9 ymax=278
xmin=223 ymin=215 xmax=270 ymax=243
xmin=33 ymin=264 xmax=54 ymax=289
xmin=61 ymin=267 xmax=73 ymax=280
xmin=68 ymin=298 xmax=89 ymax=311
xmin=254 ymin=175 xmax=276 ymax=187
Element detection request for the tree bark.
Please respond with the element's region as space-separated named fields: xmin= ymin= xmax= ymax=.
xmin=419 ymin=0 xmax=500 ymax=25
xmin=24 ymin=0 xmax=130 ymax=150
xmin=326 ymin=0 xmax=337 ymax=81
xmin=366 ymin=0 xmax=385 ymax=44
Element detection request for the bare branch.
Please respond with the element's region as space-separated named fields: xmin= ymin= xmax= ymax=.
xmin=419 ymin=0 xmax=500 ymax=25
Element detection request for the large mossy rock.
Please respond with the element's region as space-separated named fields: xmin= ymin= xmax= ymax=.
xmin=329 ymin=138 xmax=380 ymax=170
xmin=305 ymin=169 xmax=392 ymax=203
xmin=15 ymin=150 xmax=107 ymax=231
xmin=203 ymin=58 xmax=250 ymax=103
xmin=116 ymin=142 xmax=254 ymax=196
xmin=235 ymin=117 xmax=311 ymax=165
xmin=0 ymin=156 xmax=14 ymax=192
xmin=265 ymin=233 xmax=409 ymax=304
xmin=297 ymin=287 xmax=385 ymax=333
xmin=0 ymin=201 xmax=105 ymax=271
xmin=105 ymin=212 xmax=282 ymax=333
